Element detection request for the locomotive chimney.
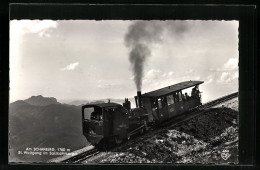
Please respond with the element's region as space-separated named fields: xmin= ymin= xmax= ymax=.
xmin=137 ymin=91 xmax=142 ymax=108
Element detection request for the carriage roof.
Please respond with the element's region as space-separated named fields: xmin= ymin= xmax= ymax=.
xmin=141 ymin=80 xmax=204 ymax=98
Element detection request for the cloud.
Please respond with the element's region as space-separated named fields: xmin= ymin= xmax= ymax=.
xmin=220 ymin=72 xmax=230 ymax=82
xmin=97 ymin=83 xmax=122 ymax=89
xmin=10 ymin=20 xmax=58 ymax=39
xmin=194 ymin=76 xmax=201 ymax=80
xmin=204 ymin=75 xmax=214 ymax=84
xmin=210 ymin=57 xmax=238 ymax=72
xmin=144 ymin=69 xmax=174 ymax=79
xmin=143 ymin=69 xmax=163 ymax=83
xmin=141 ymin=69 xmax=178 ymax=92
xmin=168 ymin=72 xmax=173 ymax=76
xmin=233 ymin=71 xmax=239 ymax=79
xmin=207 ymin=57 xmax=239 ymax=84
xmin=146 ymin=69 xmax=161 ymax=78
xmin=10 ymin=20 xmax=58 ymax=73
xmin=205 ymin=78 xmax=214 ymax=84
xmin=205 ymin=68 xmax=238 ymax=85
xmin=217 ymin=71 xmax=238 ymax=83
xmin=185 ymin=69 xmax=193 ymax=74
xmin=222 ymin=58 xmax=238 ymax=70
xmin=60 ymin=62 xmax=79 ymax=71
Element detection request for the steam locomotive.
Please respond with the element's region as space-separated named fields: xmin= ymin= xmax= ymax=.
xmin=82 ymin=80 xmax=203 ymax=146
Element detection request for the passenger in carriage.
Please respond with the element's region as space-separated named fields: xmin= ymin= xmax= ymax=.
xmin=174 ymin=93 xmax=179 ymax=102
xmin=182 ymin=93 xmax=186 ymax=101
xmin=191 ymin=86 xmax=199 ymax=97
xmin=185 ymin=92 xmax=189 ymax=100
xmin=161 ymin=96 xmax=167 ymax=107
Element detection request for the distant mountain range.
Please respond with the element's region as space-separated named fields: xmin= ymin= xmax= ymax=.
xmin=64 ymin=98 xmax=136 ymax=108
xmin=24 ymin=95 xmax=59 ymax=106
xmin=9 ymin=95 xmax=136 ymax=162
xmin=9 ymin=96 xmax=86 ymax=162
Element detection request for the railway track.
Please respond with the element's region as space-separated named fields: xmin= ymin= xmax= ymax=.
xmin=60 ymin=92 xmax=238 ymax=163
xmin=200 ymin=92 xmax=238 ymax=110
xmin=61 ymin=148 xmax=99 ymax=163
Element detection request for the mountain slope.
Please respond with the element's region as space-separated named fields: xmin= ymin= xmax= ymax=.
xmin=9 ymin=98 xmax=88 ymax=163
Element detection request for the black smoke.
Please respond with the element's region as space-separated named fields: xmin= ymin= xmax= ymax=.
xmin=124 ymin=21 xmax=190 ymax=91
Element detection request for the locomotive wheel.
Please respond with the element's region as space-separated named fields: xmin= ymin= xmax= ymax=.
xmin=114 ymin=136 xmax=123 ymax=145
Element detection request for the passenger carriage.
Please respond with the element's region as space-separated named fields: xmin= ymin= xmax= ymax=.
xmin=135 ymin=80 xmax=204 ymax=123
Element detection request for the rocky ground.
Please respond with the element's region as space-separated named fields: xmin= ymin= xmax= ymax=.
xmin=97 ymin=98 xmax=238 ymax=164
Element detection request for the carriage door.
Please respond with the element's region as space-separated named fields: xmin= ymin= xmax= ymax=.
xmin=167 ymin=94 xmax=176 ymax=118
xmin=174 ymin=91 xmax=184 ymax=115
xmin=157 ymin=96 xmax=169 ymax=122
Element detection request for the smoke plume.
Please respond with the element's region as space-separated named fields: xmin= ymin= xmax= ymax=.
xmin=124 ymin=21 xmax=190 ymax=91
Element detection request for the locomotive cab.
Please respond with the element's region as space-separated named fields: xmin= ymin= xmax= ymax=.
xmin=82 ymin=105 xmax=104 ymax=146
xmin=82 ymin=102 xmax=149 ymax=146
xmin=82 ymin=103 xmax=130 ymax=146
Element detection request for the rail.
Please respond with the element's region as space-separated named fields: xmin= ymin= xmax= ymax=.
xmin=200 ymin=92 xmax=238 ymax=110
xmin=60 ymin=148 xmax=99 ymax=163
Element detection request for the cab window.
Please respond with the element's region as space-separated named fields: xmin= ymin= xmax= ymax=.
xmin=84 ymin=106 xmax=103 ymax=121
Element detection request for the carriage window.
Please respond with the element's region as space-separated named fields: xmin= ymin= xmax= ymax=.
xmin=151 ymin=99 xmax=157 ymax=109
xmin=174 ymin=92 xmax=179 ymax=102
xmin=84 ymin=107 xmax=103 ymax=121
xmin=158 ymin=98 xmax=162 ymax=109
xmin=161 ymin=96 xmax=167 ymax=107
xmin=167 ymin=95 xmax=174 ymax=105
xmin=178 ymin=92 xmax=182 ymax=101
xmin=182 ymin=87 xmax=193 ymax=96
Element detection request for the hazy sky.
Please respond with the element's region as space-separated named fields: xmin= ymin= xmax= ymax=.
xmin=10 ymin=20 xmax=238 ymax=103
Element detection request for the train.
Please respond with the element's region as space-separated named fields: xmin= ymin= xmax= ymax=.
xmin=82 ymin=80 xmax=204 ymax=146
